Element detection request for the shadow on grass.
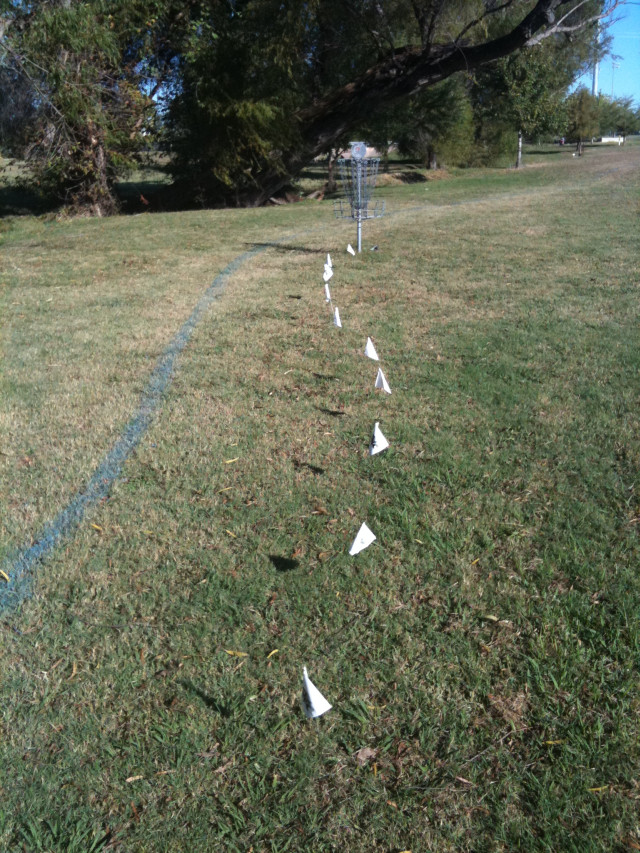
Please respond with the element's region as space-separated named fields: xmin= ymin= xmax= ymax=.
xmin=245 ymin=241 xmax=324 ymax=254
xmin=269 ymin=555 xmax=300 ymax=572
xmin=293 ymin=460 xmax=325 ymax=475
xmin=0 ymin=184 xmax=59 ymax=217
xmin=527 ymin=147 xmax=566 ymax=156
xmin=179 ymin=680 xmax=232 ymax=716
xmin=397 ymin=170 xmax=428 ymax=183
xmin=317 ymin=406 xmax=345 ymax=417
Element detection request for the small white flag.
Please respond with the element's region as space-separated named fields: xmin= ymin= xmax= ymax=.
xmin=326 ymin=253 xmax=333 ymax=269
xmin=323 ymin=267 xmax=333 ymax=283
xmin=347 ymin=244 xmax=356 ymax=256
xmin=375 ymin=368 xmax=391 ymax=394
xmin=364 ymin=337 xmax=379 ymax=361
xmin=349 ymin=522 xmax=377 ymax=556
xmin=301 ymin=667 xmax=332 ymax=719
xmin=369 ymin=421 xmax=389 ymax=455
xmin=333 ymin=307 xmax=342 ymax=328
xmin=324 ymin=283 xmax=331 ymax=303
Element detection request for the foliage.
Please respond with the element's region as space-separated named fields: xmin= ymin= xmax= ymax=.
xmin=163 ymin=0 xmax=619 ymax=204
xmin=0 ymin=57 xmax=38 ymax=156
xmin=597 ymin=95 xmax=640 ymax=137
xmin=1 ymin=0 xmax=621 ymax=211
xmin=566 ymin=87 xmax=600 ymax=147
xmin=469 ymin=119 xmax=519 ymax=168
xmin=470 ymin=25 xmax=600 ymax=167
xmin=495 ymin=47 xmax=570 ymax=141
xmin=386 ymin=76 xmax=475 ymax=169
xmin=163 ymin=0 xmax=312 ymax=204
xmin=1 ymin=0 xmax=160 ymax=214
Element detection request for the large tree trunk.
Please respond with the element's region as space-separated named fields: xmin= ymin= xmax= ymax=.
xmin=66 ymin=138 xmax=119 ymax=216
xmin=516 ymin=130 xmax=523 ymax=168
xmin=233 ymin=0 xmax=598 ymax=205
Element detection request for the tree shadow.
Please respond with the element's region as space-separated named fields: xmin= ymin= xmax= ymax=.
xmin=317 ymin=406 xmax=345 ymax=417
xmin=398 ymin=171 xmax=428 ymax=183
xmin=527 ymin=148 xmax=564 ymax=156
xmin=269 ymin=555 xmax=300 ymax=572
xmin=245 ymin=242 xmax=324 ymax=254
xmin=293 ymin=460 xmax=325 ymax=475
xmin=179 ymin=680 xmax=232 ymax=716
xmin=0 ymin=183 xmax=58 ymax=217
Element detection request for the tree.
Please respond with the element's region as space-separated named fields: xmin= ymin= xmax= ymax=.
xmin=470 ymin=12 xmax=602 ymax=169
xmin=2 ymin=0 xmax=622 ymax=212
xmin=0 ymin=56 xmax=38 ymax=156
xmin=598 ymin=95 xmax=640 ymax=138
xmin=489 ymin=48 xmax=569 ymax=167
xmin=165 ymin=0 xmax=620 ymax=205
xmin=381 ymin=76 xmax=475 ymax=170
xmin=566 ymin=87 xmax=600 ymax=153
xmin=0 ymin=0 xmax=165 ymax=214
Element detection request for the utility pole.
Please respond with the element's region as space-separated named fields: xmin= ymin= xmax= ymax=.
xmin=591 ymin=22 xmax=600 ymax=96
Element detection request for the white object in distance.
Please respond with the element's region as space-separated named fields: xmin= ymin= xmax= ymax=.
xmin=333 ymin=306 xmax=342 ymax=328
xmin=364 ymin=337 xmax=379 ymax=361
xmin=326 ymin=253 xmax=333 ymax=269
xmin=347 ymin=244 xmax=356 ymax=256
xmin=301 ymin=667 xmax=332 ymax=719
xmin=323 ymin=266 xmax=333 ymax=283
xmin=324 ymin=283 xmax=331 ymax=303
xmin=375 ymin=368 xmax=391 ymax=394
xmin=349 ymin=522 xmax=377 ymax=555
xmin=369 ymin=422 xmax=389 ymax=456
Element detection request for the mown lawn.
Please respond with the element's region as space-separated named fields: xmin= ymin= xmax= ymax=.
xmin=1 ymin=143 xmax=639 ymax=852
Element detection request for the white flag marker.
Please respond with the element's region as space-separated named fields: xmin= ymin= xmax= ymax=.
xmin=369 ymin=421 xmax=389 ymax=456
xmin=347 ymin=244 xmax=356 ymax=256
xmin=326 ymin=253 xmax=333 ymax=269
xmin=333 ymin=306 xmax=342 ymax=328
xmin=324 ymin=283 xmax=331 ymax=303
xmin=301 ymin=667 xmax=332 ymax=719
xmin=323 ymin=268 xmax=333 ymax=283
xmin=349 ymin=522 xmax=377 ymax=556
xmin=364 ymin=337 xmax=379 ymax=361
xmin=375 ymin=368 xmax=391 ymax=394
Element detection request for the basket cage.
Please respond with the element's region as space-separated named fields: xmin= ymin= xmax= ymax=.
xmin=333 ymin=157 xmax=385 ymax=220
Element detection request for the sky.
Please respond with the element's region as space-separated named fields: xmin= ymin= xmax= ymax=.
xmin=574 ymin=2 xmax=640 ymax=105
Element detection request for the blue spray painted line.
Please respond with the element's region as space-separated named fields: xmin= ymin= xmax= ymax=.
xmin=0 ymin=244 xmax=270 ymax=612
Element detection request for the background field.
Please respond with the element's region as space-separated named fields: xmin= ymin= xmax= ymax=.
xmin=1 ymin=143 xmax=639 ymax=851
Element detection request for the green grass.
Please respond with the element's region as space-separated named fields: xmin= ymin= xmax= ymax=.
xmin=1 ymin=144 xmax=639 ymax=852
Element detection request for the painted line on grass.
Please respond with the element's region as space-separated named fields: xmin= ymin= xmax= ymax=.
xmin=0 ymin=243 xmax=272 ymax=612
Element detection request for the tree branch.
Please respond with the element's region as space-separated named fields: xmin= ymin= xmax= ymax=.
xmin=454 ymin=1 xmax=519 ymax=46
xmin=295 ymin=0 xmax=619 ymax=157
xmin=525 ymin=0 xmax=622 ymax=46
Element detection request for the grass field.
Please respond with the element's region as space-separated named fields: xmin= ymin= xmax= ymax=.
xmin=1 ymin=143 xmax=639 ymax=851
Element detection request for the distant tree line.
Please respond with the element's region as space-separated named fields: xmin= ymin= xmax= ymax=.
xmin=0 ymin=0 xmax=636 ymax=215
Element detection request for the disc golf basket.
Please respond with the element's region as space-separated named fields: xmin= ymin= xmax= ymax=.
xmin=334 ymin=141 xmax=385 ymax=252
